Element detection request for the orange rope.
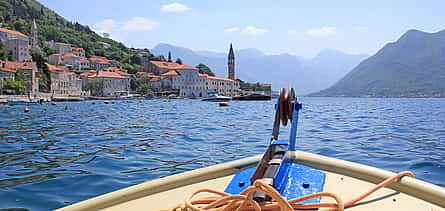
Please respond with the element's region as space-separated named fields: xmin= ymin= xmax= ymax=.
xmin=166 ymin=171 xmax=414 ymax=211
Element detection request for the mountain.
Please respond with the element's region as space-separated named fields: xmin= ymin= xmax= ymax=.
xmin=152 ymin=44 xmax=367 ymax=94
xmin=311 ymin=29 xmax=445 ymax=97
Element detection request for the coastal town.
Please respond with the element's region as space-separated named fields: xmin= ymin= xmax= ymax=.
xmin=0 ymin=20 xmax=271 ymax=103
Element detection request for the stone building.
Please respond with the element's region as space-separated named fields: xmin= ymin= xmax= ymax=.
xmin=0 ymin=60 xmax=39 ymax=93
xmin=47 ymin=41 xmax=72 ymax=55
xmin=46 ymin=63 xmax=87 ymax=97
xmin=0 ymin=62 xmax=16 ymax=88
xmin=81 ymin=68 xmax=130 ymax=97
xmin=200 ymin=74 xmax=240 ymax=97
xmin=0 ymin=28 xmax=32 ymax=62
xmin=71 ymin=47 xmax=85 ymax=57
xmin=89 ymin=56 xmax=113 ymax=70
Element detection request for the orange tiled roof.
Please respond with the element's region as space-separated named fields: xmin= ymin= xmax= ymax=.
xmin=71 ymin=47 xmax=84 ymax=51
xmin=45 ymin=63 xmax=65 ymax=72
xmin=1 ymin=61 xmax=35 ymax=70
xmin=103 ymin=67 xmax=130 ymax=76
xmin=150 ymin=61 xmax=198 ymax=70
xmin=149 ymin=77 xmax=161 ymax=82
xmin=55 ymin=42 xmax=71 ymax=46
xmin=161 ymin=70 xmax=179 ymax=76
xmin=0 ymin=28 xmax=28 ymax=38
xmin=90 ymin=56 xmax=107 ymax=60
xmin=137 ymin=72 xmax=157 ymax=78
xmin=80 ymin=57 xmax=89 ymax=62
xmin=85 ymin=70 xmax=129 ymax=79
xmin=63 ymin=53 xmax=78 ymax=58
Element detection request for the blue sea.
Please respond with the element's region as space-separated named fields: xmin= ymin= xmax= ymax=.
xmin=0 ymin=98 xmax=444 ymax=210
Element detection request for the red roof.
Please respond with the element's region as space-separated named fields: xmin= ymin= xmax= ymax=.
xmin=55 ymin=42 xmax=71 ymax=46
xmin=198 ymin=73 xmax=209 ymax=77
xmin=80 ymin=57 xmax=89 ymax=62
xmin=149 ymin=77 xmax=161 ymax=82
xmin=71 ymin=47 xmax=84 ymax=51
xmin=63 ymin=53 xmax=78 ymax=58
xmin=103 ymin=67 xmax=130 ymax=76
xmin=161 ymin=70 xmax=179 ymax=76
xmin=45 ymin=63 xmax=65 ymax=72
xmin=48 ymin=53 xmax=61 ymax=57
xmin=150 ymin=61 xmax=198 ymax=70
xmin=137 ymin=72 xmax=157 ymax=78
xmin=0 ymin=28 xmax=28 ymax=38
xmin=84 ymin=69 xmax=130 ymax=79
xmin=0 ymin=61 xmax=35 ymax=70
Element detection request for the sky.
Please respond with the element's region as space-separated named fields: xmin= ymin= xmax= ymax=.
xmin=38 ymin=0 xmax=445 ymax=58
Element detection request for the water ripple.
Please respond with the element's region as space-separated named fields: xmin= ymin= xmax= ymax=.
xmin=0 ymin=98 xmax=444 ymax=210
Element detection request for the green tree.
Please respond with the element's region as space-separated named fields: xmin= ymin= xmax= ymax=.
xmin=32 ymin=51 xmax=51 ymax=92
xmin=196 ymin=63 xmax=215 ymax=76
xmin=0 ymin=41 xmax=12 ymax=60
xmin=175 ymin=58 xmax=183 ymax=64
xmin=1 ymin=79 xmax=24 ymax=93
xmin=85 ymin=82 xmax=96 ymax=91
xmin=138 ymin=84 xmax=154 ymax=96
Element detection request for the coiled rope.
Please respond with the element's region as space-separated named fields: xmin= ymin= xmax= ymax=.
xmin=165 ymin=171 xmax=414 ymax=211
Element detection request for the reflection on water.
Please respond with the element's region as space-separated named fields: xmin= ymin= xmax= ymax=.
xmin=0 ymin=98 xmax=444 ymax=210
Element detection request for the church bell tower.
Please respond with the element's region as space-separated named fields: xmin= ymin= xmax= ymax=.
xmin=228 ymin=43 xmax=235 ymax=79
xmin=30 ymin=19 xmax=39 ymax=51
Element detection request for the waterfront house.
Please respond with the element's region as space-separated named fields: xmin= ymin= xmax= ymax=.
xmin=0 ymin=63 xmax=16 ymax=88
xmin=79 ymin=57 xmax=90 ymax=70
xmin=89 ymin=56 xmax=113 ymax=70
xmin=200 ymin=74 xmax=240 ymax=97
xmin=81 ymin=68 xmax=130 ymax=97
xmin=0 ymin=28 xmax=32 ymax=62
xmin=46 ymin=63 xmax=87 ymax=97
xmin=71 ymin=47 xmax=85 ymax=57
xmin=47 ymin=41 xmax=72 ymax=55
xmin=47 ymin=53 xmax=62 ymax=65
xmin=62 ymin=53 xmax=81 ymax=70
xmin=0 ymin=60 xmax=39 ymax=93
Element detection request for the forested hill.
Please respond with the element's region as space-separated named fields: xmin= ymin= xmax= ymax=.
xmin=0 ymin=0 xmax=153 ymax=72
xmin=310 ymin=29 xmax=445 ymax=97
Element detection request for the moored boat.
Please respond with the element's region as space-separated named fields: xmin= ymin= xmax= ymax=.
xmin=57 ymin=88 xmax=445 ymax=211
xmin=202 ymin=91 xmax=232 ymax=102
xmin=233 ymin=93 xmax=271 ymax=101
xmin=7 ymin=99 xmax=39 ymax=105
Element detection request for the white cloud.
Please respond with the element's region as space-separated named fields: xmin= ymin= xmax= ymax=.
xmin=161 ymin=3 xmax=191 ymax=12
xmin=121 ymin=17 xmax=159 ymax=32
xmin=224 ymin=27 xmax=238 ymax=32
xmin=288 ymin=29 xmax=297 ymax=35
xmin=93 ymin=19 xmax=118 ymax=34
xmin=307 ymin=26 xmax=336 ymax=37
xmin=356 ymin=26 xmax=369 ymax=31
xmin=241 ymin=26 xmax=266 ymax=35
xmin=92 ymin=17 xmax=159 ymax=42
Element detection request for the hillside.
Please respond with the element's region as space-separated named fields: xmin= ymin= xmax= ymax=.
xmin=311 ymin=29 xmax=445 ymax=97
xmin=0 ymin=0 xmax=148 ymax=72
xmin=152 ymin=44 xmax=367 ymax=94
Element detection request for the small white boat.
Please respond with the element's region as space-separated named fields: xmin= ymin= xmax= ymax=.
xmin=57 ymin=88 xmax=445 ymax=211
xmin=7 ymin=99 xmax=39 ymax=105
xmin=202 ymin=91 xmax=232 ymax=102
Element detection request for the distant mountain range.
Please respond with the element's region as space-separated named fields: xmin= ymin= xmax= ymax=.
xmin=311 ymin=29 xmax=445 ymax=97
xmin=151 ymin=44 xmax=368 ymax=95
